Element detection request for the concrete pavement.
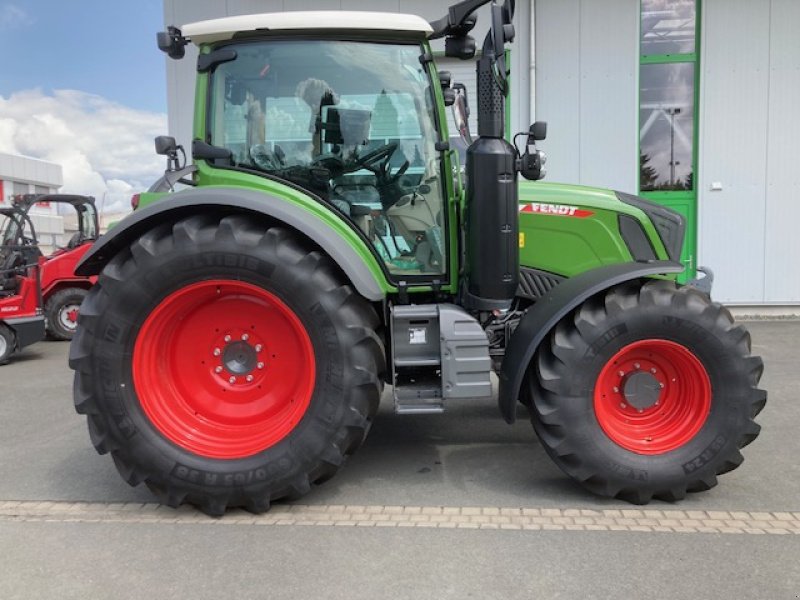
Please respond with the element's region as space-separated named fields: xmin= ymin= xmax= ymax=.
xmin=0 ymin=320 xmax=798 ymax=599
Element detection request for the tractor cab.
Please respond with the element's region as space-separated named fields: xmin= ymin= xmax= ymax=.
xmin=181 ymin=18 xmax=450 ymax=277
xmin=0 ymin=205 xmax=40 ymax=296
xmin=0 ymin=205 xmax=45 ymax=363
xmin=11 ymin=194 xmax=99 ymax=253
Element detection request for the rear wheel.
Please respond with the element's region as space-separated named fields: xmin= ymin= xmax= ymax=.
xmin=530 ymin=280 xmax=766 ymax=503
xmin=0 ymin=324 xmax=14 ymax=364
xmin=70 ymin=214 xmax=385 ymax=515
xmin=45 ymin=287 xmax=88 ymax=340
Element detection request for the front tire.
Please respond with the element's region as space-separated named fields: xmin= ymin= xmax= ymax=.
xmin=0 ymin=323 xmax=14 ymax=364
xmin=46 ymin=287 xmax=88 ymax=340
xmin=530 ymin=280 xmax=766 ymax=504
xmin=70 ymin=214 xmax=385 ymax=515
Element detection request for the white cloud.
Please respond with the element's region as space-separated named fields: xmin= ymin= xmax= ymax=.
xmin=0 ymin=3 xmax=32 ymax=29
xmin=0 ymin=89 xmax=167 ymax=214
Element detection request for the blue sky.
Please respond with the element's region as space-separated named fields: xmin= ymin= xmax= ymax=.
xmin=0 ymin=1 xmax=169 ymax=212
xmin=0 ymin=0 xmax=166 ymax=113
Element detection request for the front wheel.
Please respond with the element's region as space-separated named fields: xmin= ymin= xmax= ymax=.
xmin=70 ymin=214 xmax=385 ymax=515
xmin=0 ymin=323 xmax=14 ymax=364
xmin=529 ymin=280 xmax=766 ymax=504
xmin=46 ymin=287 xmax=88 ymax=340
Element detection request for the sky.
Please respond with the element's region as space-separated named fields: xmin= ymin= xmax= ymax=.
xmin=0 ymin=0 xmax=168 ymax=213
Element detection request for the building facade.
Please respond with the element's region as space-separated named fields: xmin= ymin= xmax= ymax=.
xmin=163 ymin=0 xmax=800 ymax=307
xmin=0 ymin=152 xmax=64 ymax=250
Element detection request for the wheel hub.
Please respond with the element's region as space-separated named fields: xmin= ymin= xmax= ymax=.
xmin=210 ymin=331 xmax=268 ymax=385
xmin=622 ymin=370 xmax=662 ymax=411
xmin=60 ymin=304 xmax=81 ymax=329
xmin=222 ymin=341 xmax=258 ymax=375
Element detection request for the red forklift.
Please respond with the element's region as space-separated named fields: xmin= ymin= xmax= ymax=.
xmin=9 ymin=194 xmax=99 ymax=340
xmin=0 ymin=206 xmax=45 ymax=363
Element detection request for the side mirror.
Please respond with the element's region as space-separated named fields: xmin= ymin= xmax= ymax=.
xmin=445 ymin=35 xmax=476 ymax=60
xmin=529 ymin=121 xmax=547 ymax=142
xmin=156 ymin=26 xmax=187 ymax=60
xmin=155 ymin=136 xmax=177 ymax=157
xmin=451 ymin=83 xmax=472 ymax=146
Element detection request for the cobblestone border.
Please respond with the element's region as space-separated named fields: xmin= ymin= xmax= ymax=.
xmin=1 ymin=501 xmax=798 ymax=535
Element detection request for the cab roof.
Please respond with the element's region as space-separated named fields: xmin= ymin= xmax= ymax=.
xmin=182 ymin=11 xmax=434 ymax=45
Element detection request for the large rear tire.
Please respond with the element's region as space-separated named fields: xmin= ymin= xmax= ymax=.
xmin=70 ymin=214 xmax=385 ymax=515
xmin=529 ymin=279 xmax=766 ymax=504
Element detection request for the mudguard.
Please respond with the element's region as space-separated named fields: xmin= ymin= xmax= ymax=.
xmin=76 ymin=187 xmax=386 ymax=301
xmin=498 ymin=260 xmax=684 ymax=423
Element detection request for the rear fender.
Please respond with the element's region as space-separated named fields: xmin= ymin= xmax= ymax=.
xmin=77 ymin=187 xmax=387 ymax=301
xmin=498 ymin=260 xmax=684 ymax=423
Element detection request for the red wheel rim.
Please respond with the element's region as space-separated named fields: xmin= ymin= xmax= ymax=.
xmin=132 ymin=280 xmax=315 ymax=459
xmin=593 ymin=339 xmax=711 ymax=455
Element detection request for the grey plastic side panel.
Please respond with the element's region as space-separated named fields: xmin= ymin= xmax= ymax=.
xmin=439 ymin=304 xmax=492 ymax=399
xmin=77 ymin=187 xmax=385 ymax=301
xmin=498 ymin=261 xmax=684 ymax=423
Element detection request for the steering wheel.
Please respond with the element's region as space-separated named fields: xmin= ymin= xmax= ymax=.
xmin=354 ymin=142 xmax=399 ymax=172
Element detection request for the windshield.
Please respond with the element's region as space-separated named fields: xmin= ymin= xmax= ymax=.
xmin=208 ymin=40 xmax=447 ymax=276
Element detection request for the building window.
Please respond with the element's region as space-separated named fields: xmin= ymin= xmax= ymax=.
xmin=638 ymin=0 xmax=700 ymax=281
xmin=639 ymin=0 xmax=698 ymax=192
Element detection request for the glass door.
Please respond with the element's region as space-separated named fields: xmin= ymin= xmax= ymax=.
xmin=639 ymin=0 xmax=699 ymax=281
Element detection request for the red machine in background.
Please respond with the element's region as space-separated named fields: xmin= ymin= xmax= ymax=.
xmin=0 ymin=206 xmax=45 ymax=363
xmin=3 ymin=194 xmax=98 ymax=341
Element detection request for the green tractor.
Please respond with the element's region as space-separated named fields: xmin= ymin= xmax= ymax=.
xmin=71 ymin=0 xmax=765 ymax=515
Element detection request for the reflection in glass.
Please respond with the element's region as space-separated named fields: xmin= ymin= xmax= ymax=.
xmin=640 ymin=63 xmax=695 ymax=191
xmin=641 ymin=0 xmax=696 ymax=56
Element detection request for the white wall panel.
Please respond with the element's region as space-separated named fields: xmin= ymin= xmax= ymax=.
xmin=763 ymin=0 xmax=800 ymax=302
xmin=578 ymin=0 xmax=637 ymax=192
xmin=698 ymin=0 xmax=770 ymax=303
xmin=535 ymin=0 xmax=637 ymax=193
xmin=534 ymin=0 xmax=581 ymax=184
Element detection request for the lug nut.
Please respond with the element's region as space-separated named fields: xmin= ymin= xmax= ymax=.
xmin=255 ymin=344 xmax=263 ymax=352
xmin=634 ymin=362 xmax=641 ymax=369
xmin=213 ymin=348 xmax=221 ymax=357
xmin=229 ymin=376 xmax=236 ymax=384
xmin=613 ymin=386 xmax=619 ymax=393
xmin=650 ymin=368 xmax=657 ymax=374
xmin=257 ymin=362 xmax=265 ymax=370
xmin=618 ymin=370 xmax=625 ymax=377
xmin=242 ymin=333 xmax=249 ymax=341
xmin=224 ymin=335 xmax=231 ymax=342
xmin=659 ymin=383 xmax=665 ymax=389
xmin=215 ymin=366 xmax=223 ymax=374
xmin=246 ymin=375 xmax=254 ymax=382
xmin=620 ymin=403 xmax=627 ymax=409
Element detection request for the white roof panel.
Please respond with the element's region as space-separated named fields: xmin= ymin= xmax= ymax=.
xmin=182 ymin=11 xmax=433 ymax=45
